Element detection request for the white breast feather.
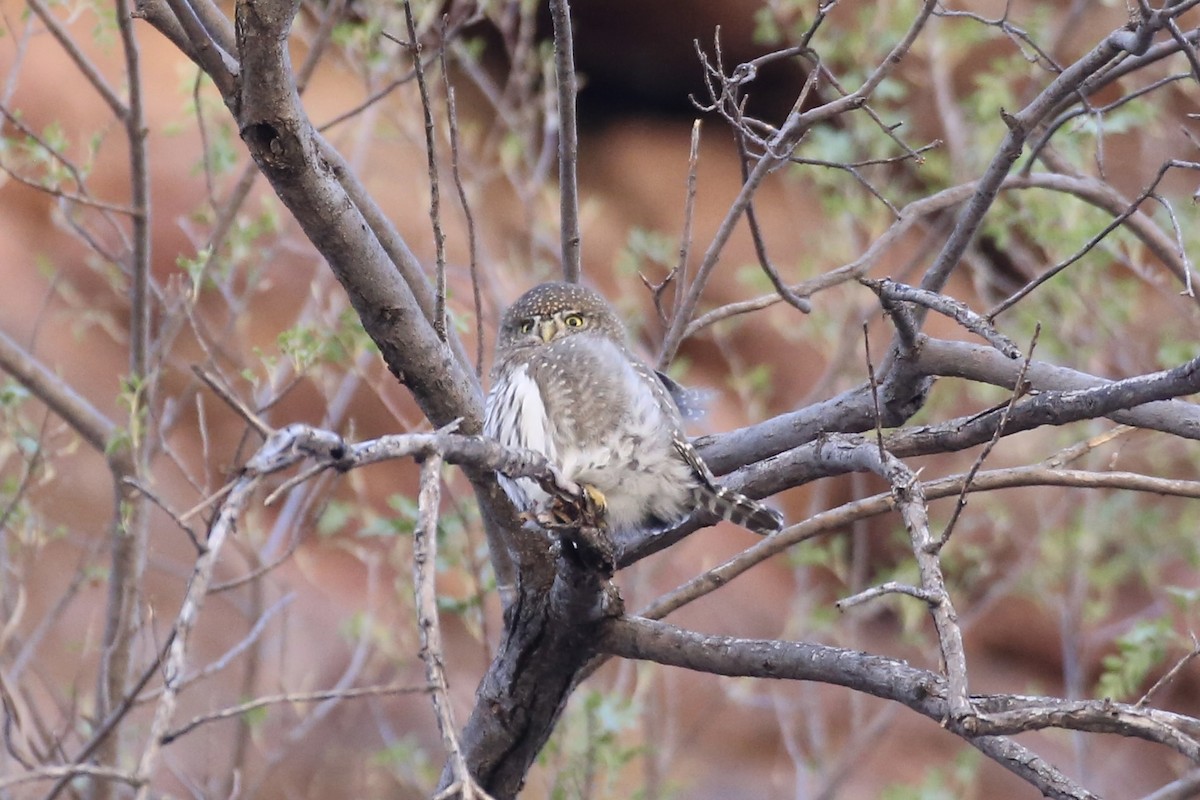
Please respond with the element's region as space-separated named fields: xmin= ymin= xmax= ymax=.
xmin=484 ymin=362 xmax=554 ymax=511
xmin=486 ymin=343 xmax=696 ymax=534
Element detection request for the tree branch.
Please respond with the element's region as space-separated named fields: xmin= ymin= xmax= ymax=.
xmin=0 ymin=328 xmax=120 ymax=464
xmin=657 ymin=0 xmax=938 ymax=366
xmin=599 ymin=616 xmax=1105 ymax=800
xmin=696 ymin=335 xmax=1200 ymax=476
xmin=138 ymin=0 xmax=524 ymax=591
xmin=548 ymin=0 xmax=581 ymax=282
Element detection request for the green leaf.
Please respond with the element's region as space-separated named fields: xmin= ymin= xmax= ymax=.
xmin=317 ymin=500 xmax=356 ymax=537
xmin=1095 ymin=617 xmax=1175 ymax=700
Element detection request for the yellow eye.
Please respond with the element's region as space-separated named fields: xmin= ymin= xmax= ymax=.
xmin=563 ymin=313 xmax=585 ymax=328
xmin=519 ymin=319 xmax=535 ymax=334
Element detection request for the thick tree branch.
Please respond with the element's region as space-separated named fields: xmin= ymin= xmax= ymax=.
xmin=136 ymin=0 xmax=525 ymax=592
xmin=625 ymin=347 xmax=1200 ymax=563
xmin=137 ymin=0 xmax=483 ymax=429
xmin=599 ymin=616 xmax=1106 ymax=800
xmin=914 ymin=338 xmax=1200 ymax=438
xmin=733 ymin=351 xmax=1200 ymax=503
xmin=438 ymin=538 xmax=620 ymax=798
xmin=697 ymin=336 xmax=1200 ymax=475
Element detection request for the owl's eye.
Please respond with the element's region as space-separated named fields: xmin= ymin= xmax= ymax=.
xmin=563 ymin=313 xmax=585 ymax=328
xmin=519 ymin=319 xmax=536 ymax=334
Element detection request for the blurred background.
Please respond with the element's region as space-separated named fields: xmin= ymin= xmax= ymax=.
xmin=3 ymin=0 xmax=1200 ymax=797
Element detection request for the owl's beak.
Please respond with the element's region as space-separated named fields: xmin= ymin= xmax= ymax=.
xmin=538 ymin=319 xmax=560 ymax=343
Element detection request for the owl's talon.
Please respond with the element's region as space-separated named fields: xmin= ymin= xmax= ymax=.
xmin=529 ymin=483 xmax=609 ymax=531
xmin=582 ymin=485 xmax=607 ymax=512
xmin=577 ymin=484 xmax=607 ymax=528
xmin=535 ymin=501 xmax=581 ymax=530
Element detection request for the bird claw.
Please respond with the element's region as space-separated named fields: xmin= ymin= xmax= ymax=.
xmin=581 ymin=485 xmax=607 ymax=515
xmin=536 ymin=482 xmax=608 ymax=531
xmin=544 ymin=484 xmax=615 ymax=576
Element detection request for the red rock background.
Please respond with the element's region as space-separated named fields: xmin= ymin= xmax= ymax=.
xmin=2 ymin=1 xmax=1200 ymax=798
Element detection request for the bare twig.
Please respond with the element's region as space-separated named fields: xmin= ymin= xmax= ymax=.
xmin=862 ymin=278 xmax=1022 ymax=358
xmin=131 ymin=461 xmax=259 ymax=797
xmin=139 ymin=595 xmax=296 ymax=702
xmin=191 ymin=365 xmax=270 ymax=438
xmin=1029 ymin=72 xmax=1193 ymax=170
xmin=548 ymin=0 xmax=581 ymax=283
xmin=402 ymin=0 xmax=448 ymax=342
xmin=121 ymin=477 xmax=202 ymax=553
xmin=118 ymin=0 xmax=151 ymax=391
xmin=1138 ymin=637 xmax=1200 ymax=709
xmin=1150 ymin=191 xmax=1195 ymax=298
xmin=670 ymin=120 xmax=703 ymax=328
xmin=990 ymin=160 xmax=1200 ymax=318
xmin=294 ymin=0 xmax=345 ymax=90
xmin=162 ymin=682 xmax=431 ymax=745
xmin=658 ymin=0 xmax=938 ymax=366
xmin=440 ymin=18 xmax=484 ymax=377
xmin=863 ymin=323 xmax=884 ymax=458
xmin=731 ymin=96 xmax=812 ymax=317
xmin=642 ymin=121 xmax=705 ymax=326
xmin=0 ymin=102 xmax=130 ymax=254
xmin=414 ymin=453 xmax=491 ymax=800
xmin=938 ymin=325 xmax=1039 ymax=547
xmin=836 ymin=580 xmax=941 ymax=610
xmin=25 ymin=0 xmax=127 ymax=119
xmin=43 ymin=631 xmax=175 ymax=800
xmin=0 ymin=763 xmax=141 ymax=791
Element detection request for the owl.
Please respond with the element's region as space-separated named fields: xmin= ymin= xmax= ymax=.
xmin=483 ymin=282 xmax=782 ymax=538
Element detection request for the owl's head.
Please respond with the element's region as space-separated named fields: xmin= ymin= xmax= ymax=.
xmin=497 ymin=282 xmax=624 ymax=348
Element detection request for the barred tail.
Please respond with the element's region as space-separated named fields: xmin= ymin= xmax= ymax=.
xmin=697 ymin=485 xmax=783 ymax=535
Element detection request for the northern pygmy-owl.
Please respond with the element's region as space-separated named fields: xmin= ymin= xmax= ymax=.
xmin=483 ymin=281 xmax=782 ymax=538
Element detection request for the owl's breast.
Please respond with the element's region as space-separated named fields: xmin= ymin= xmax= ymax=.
xmin=484 ymin=336 xmax=697 ymax=533
xmin=536 ymin=337 xmax=697 ymax=532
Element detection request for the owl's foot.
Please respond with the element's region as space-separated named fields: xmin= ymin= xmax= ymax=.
xmin=526 ymin=483 xmax=614 ymax=574
xmin=536 ymin=482 xmax=608 ymax=531
xmin=581 ymin=484 xmax=607 ymax=518
xmin=553 ymin=484 xmax=615 ymax=576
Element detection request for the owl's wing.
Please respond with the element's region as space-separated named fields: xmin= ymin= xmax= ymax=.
xmin=654 ymin=370 xmax=710 ymax=421
xmin=671 ymin=433 xmax=783 ymax=535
